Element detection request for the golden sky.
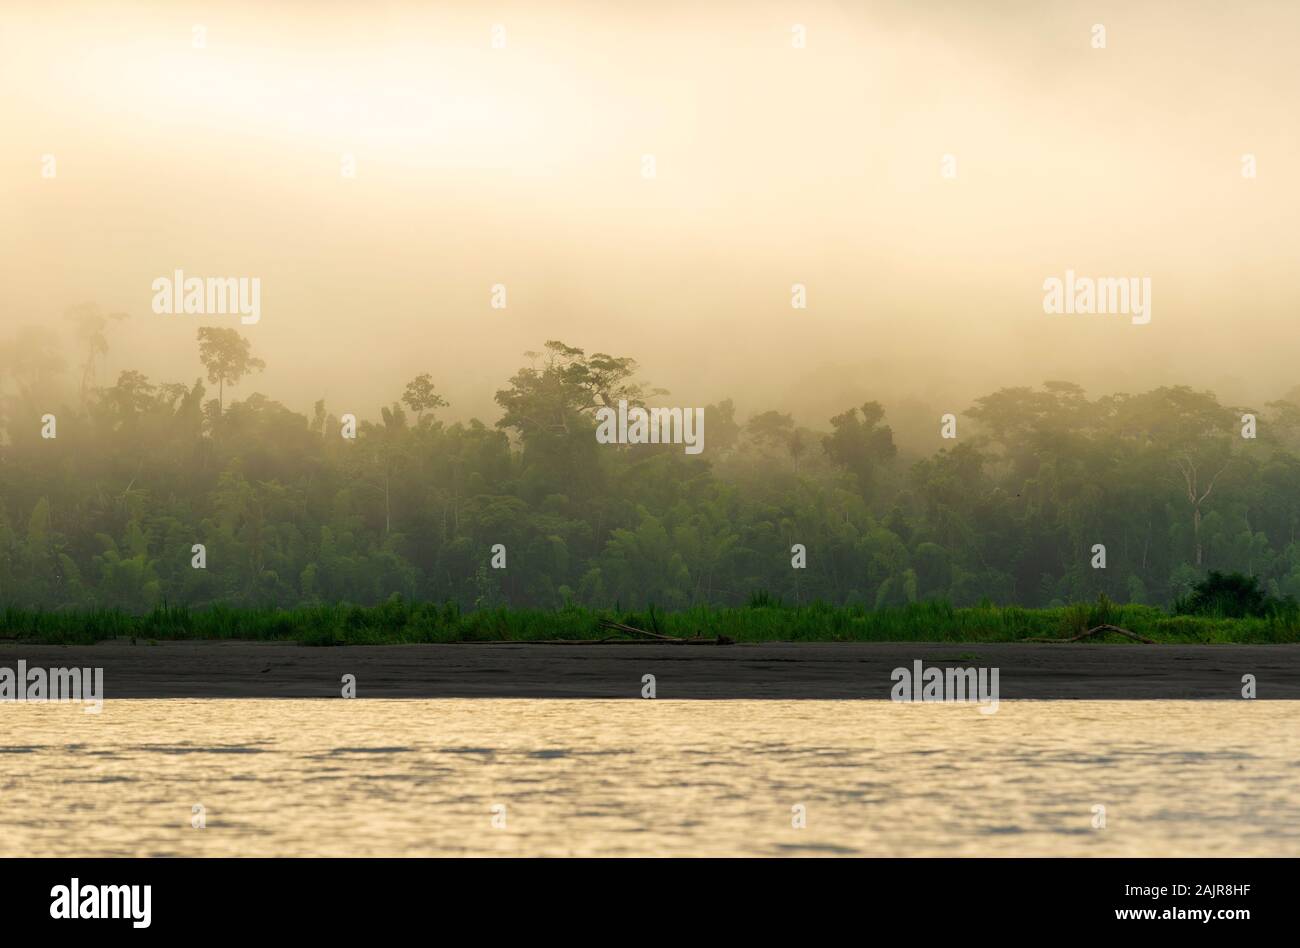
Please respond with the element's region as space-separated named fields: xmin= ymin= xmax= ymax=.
xmin=3 ymin=0 xmax=1297 ymax=434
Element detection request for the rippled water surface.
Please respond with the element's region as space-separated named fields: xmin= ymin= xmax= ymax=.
xmin=2 ymin=700 xmax=1297 ymax=856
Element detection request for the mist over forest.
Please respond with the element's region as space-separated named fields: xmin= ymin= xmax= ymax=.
xmin=5 ymin=2 xmax=1300 ymax=614
xmin=4 ymin=3 xmax=1300 ymax=432
xmin=3 ymin=314 xmax=1300 ymax=614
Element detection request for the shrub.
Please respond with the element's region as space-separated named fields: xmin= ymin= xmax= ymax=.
xmin=1174 ymin=571 xmax=1296 ymax=619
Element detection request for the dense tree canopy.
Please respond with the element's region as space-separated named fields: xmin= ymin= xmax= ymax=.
xmin=3 ymin=319 xmax=1300 ymax=614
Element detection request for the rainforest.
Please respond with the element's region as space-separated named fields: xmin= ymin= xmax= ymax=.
xmin=3 ymin=322 xmax=1300 ymax=626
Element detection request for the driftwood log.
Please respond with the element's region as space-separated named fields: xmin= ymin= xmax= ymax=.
xmin=1022 ymin=624 xmax=1156 ymax=644
xmin=599 ymin=620 xmax=679 ymax=641
xmin=537 ymin=620 xmax=734 ymax=645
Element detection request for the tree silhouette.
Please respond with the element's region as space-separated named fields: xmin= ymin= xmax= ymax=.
xmin=197 ymin=327 xmax=265 ymax=413
xmin=64 ymin=303 xmax=128 ymax=407
xmin=401 ymin=373 xmax=449 ymax=424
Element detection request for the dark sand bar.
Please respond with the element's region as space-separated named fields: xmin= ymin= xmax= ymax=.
xmin=3 ymin=641 xmax=1298 ymax=699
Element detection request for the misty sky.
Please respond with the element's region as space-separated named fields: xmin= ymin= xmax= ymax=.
xmin=3 ymin=0 xmax=1297 ymax=443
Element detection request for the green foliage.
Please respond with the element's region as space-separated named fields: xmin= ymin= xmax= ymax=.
xmin=1174 ymin=570 xmax=1297 ymax=619
xmin=1 ymin=600 xmax=1292 ymax=645
xmin=5 ymin=326 xmax=1300 ymax=626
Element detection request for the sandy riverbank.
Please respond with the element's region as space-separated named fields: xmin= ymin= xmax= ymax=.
xmin=2 ymin=641 xmax=1297 ymax=699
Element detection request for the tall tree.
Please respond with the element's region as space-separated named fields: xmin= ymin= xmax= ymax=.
xmin=401 ymin=374 xmax=449 ymax=425
xmin=823 ymin=401 xmax=897 ymax=499
xmin=197 ymin=327 xmax=265 ymax=413
xmin=64 ymin=303 xmax=128 ymax=406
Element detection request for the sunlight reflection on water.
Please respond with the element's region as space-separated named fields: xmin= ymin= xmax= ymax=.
xmin=2 ymin=699 xmax=1296 ymax=856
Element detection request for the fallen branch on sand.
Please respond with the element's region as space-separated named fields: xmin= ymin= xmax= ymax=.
xmin=532 ymin=620 xmax=734 ymax=645
xmin=599 ymin=619 xmax=680 ymax=640
xmin=1022 ymin=624 xmax=1157 ymax=644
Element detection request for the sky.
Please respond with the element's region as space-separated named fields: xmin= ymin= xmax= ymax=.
xmin=3 ymin=0 xmax=1297 ymax=444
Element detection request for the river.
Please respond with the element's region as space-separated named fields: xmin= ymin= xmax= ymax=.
xmin=2 ymin=699 xmax=1295 ymax=856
